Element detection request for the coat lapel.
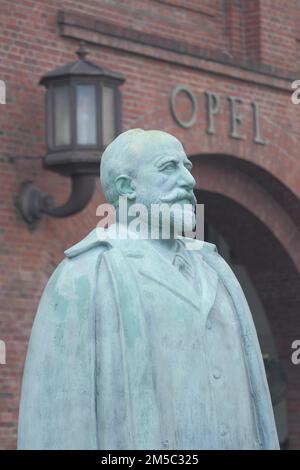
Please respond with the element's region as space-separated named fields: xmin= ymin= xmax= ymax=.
xmin=123 ymin=240 xmax=219 ymax=323
xmin=190 ymin=250 xmax=219 ymax=326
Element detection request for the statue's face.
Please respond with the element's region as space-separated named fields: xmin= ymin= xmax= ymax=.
xmin=132 ymin=134 xmax=196 ymax=233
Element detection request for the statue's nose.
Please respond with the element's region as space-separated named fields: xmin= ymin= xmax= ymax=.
xmin=178 ymin=167 xmax=196 ymax=189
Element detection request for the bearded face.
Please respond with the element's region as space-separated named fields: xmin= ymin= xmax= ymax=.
xmin=131 ymin=141 xmax=197 ymax=237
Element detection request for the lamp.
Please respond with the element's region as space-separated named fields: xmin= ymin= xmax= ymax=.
xmin=17 ymin=42 xmax=125 ymax=227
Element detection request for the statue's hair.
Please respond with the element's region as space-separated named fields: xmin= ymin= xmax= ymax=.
xmin=100 ymin=128 xmax=181 ymax=206
xmin=100 ymin=129 xmax=145 ymax=206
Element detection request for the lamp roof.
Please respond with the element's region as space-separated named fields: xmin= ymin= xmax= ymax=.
xmin=40 ymin=42 xmax=124 ymax=86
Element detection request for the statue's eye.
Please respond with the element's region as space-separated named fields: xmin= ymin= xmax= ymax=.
xmin=160 ymin=161 xmax=177 ymax=171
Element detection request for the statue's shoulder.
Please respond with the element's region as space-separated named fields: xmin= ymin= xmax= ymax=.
xmin=43 ymin=229 xmax=114 ymax=293
xmin=180 ymin=237 xmax=218 ymax=257
xmin=64 ymin=228 xmax=114 ymax=260
xmin=64 ymin=232 xmax=220 ymax=262
xmin=64 ymin=226 xmax=144 ymax=262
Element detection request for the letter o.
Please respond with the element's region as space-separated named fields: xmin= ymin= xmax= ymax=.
xmin=170 ymin=85 xmax=197 ymax=128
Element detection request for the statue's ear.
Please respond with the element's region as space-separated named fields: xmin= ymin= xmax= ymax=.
xmin=115 ymin=175 xmax=136 ymax=200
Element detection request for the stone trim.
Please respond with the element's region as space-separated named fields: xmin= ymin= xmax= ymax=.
xmin=57 ymin=10 xmax=295 ymax=91
xmin=152 ymin=0 xmax=216 ymax=17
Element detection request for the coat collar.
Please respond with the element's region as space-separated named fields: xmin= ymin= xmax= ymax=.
xmin=65 ymin=227 xmax=219 ymax=324
xmin=123 ymin=238 xmax=219 ymax=323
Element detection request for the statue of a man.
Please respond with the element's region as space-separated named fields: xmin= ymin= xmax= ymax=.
xmin=18 ymin=129 xmax=279 ymax=450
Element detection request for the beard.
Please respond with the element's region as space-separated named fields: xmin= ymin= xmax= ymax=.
xmin=134 ymin=188 xmax=196 ymax=238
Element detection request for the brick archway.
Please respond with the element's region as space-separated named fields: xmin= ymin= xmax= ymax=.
xmin=131 ymin=100 xmax=299 ymax=269
xmin=191 ymin=155 xmax=300 ymax=272
xmin=131 ymin=100 xmax=300 ymax=200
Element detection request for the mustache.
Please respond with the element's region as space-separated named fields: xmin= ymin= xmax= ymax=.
xmin=160 ymin=189 xmax=196 ymax=206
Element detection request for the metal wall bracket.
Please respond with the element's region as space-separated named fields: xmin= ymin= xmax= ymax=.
xmin=16 ymin=175 xmax=96 ymax=229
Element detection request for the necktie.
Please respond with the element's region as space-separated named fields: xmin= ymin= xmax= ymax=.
xmin=172 ymin=253 xmax=194 ymax=281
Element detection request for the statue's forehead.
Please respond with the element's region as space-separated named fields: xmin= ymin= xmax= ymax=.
xmin=139 ymin=134 xmax=186 ymax=161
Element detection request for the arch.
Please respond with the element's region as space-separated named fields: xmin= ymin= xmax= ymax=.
xmin=130 ymin=99 xmax=300 ymax=199
xmin=190 ymin=154 xmax=300 ymax=271
xmin=185 ymin=110 xmax=300 ymax=199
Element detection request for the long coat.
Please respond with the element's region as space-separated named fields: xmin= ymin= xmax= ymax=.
xmin=18 ymin=229 xmax=279 ymax=449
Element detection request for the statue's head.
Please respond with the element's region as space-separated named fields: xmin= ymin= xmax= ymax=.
xmin=101 ymin=129 xmax=196 ymax=206
xmin=100 ymin=129 xmax=196 ymax=235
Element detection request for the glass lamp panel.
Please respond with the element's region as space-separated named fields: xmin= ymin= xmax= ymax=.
xmin=46 ymin=89 xmax=53 ymax=148
xmin=102 ymin=86 xmax=115 ymax=147
xmin=54 ymin=85 xmax=71 ymax=146
xmin=76 ymin=84 xmax=97 ymax=145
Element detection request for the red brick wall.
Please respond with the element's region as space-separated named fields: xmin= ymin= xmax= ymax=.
xmin=0 ymin=0 xmax=299 ymax=449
